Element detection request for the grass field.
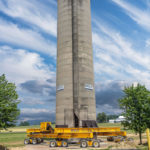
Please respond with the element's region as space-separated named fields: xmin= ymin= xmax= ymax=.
xmin=0 ymin=123 xmax=148 ymax=149
xmin=0 ymin=125 xmax=41 ymax=148
xmin=0 ymin=132 xmax=26 ymax=148
xmin=0 ymin=125 xmax=40 ymax=133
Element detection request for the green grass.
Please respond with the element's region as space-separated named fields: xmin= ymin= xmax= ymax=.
xmin=0 ymin=124 xmax=54 ymax=148
xmin=11 ymin=123 xmax=55 ymax=129
xmin=98 ymin=123 xmax=134 ymax=134
xmin=136 ymin=144 xmax=148 ymax=150
xmin=98 ymin=123 xmax=122 ymax=127
xmin=0 ymin=132 xmax=26 ymax=143
xmin=0 ymin=132 xmax=26 ymax=148
xmin=8 ymin=125 xmax=40 ymax=129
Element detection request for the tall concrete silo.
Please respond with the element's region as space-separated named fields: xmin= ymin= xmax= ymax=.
xmin=56 ymin=0 xmax=96 ymax=128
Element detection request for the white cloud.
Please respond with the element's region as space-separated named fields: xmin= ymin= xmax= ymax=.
xmin=21 ymin=97 xmax=45 ymax=105
xmin=0 ymin=18 xmax=56 ymax=56
xmin=126 ymin=65 xmax=150 ymax=89
xmin=97 ymin=104 xmax=122 ymax=115
xmin=146 ymin=39 xmax=150 ymax=47
xmin=21 ymin=108 xmax=53 ymax=114
xmin=112 ymin=0 xmax=150 ymax=31
xmin=93 ymin=20 xmax=150 ymax=83
xmin=20 ymin=108 xmax=55 ymax=122
xmin=95 ymin=80 xmax=150 ymax=115
xmin=94 ymin=62 xmax=120 ymax=77
xmin=0 ymin=45 xmax=57 ymax=122
xmin=0 ymin=46 xmax=55 ymax=85
xmin=0 ymin=0 xmax=57 ymax=36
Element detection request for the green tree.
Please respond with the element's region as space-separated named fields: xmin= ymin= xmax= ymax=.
xmin=97 ymin=112 xmax=107 ymax=123
xmin=0 ymin=74 xmax=20 ymax=129
xmin=107 ymin=114 xmax=118 ymax=120
xmin=119 ymin=83 xmax=150 ymax=144
xmin=19 ymin=121 xmax=30 ymax=126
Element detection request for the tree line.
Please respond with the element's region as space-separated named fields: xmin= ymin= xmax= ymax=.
xmin=97 ymin=112 xmax=118 ymax=123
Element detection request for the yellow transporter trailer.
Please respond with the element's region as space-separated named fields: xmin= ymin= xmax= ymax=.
xmin=24 ymin=122 xmax=126 ymax=148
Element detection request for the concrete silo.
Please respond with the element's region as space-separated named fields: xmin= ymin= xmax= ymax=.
xmin=56 ymin=0 xmax=96 ymax=127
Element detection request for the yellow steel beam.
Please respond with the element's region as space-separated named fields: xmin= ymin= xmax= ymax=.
xmin=27 ymin=131 xmax=126 ymax=139
xmin=54 ymin=127 xmax=120 ymax=134
xmin=146 ymin=128 xmax=150 ymax=150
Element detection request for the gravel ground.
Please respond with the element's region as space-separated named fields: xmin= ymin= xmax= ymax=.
xmin=9 ymin=142 xmax=108 ymax=150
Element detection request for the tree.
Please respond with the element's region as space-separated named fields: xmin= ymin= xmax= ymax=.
xmin=119 ymin=83 xmax=150 ymax=144
xmin=107 ymin=114 xmax=118 ymax=121
xmin=19 ymin=121 xmax=30 ymax=126
xmin=97 ymin=112 xmax=107 ymax=123
xmin=0 ymin=74 xmax=20 ymax=129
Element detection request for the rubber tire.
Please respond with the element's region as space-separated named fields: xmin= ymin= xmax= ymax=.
xmin=61 ymin=141 xmax=68 ymax=147
xmin=50 ymin=140 xmax=57 ymax=147
xmin=92 ymin=140 xmax=100 ymax=147
xmin=32 ymin=139 xmax=37 ymax=145
xmin=24 ymin=139 xmax=29 ymax=145
xmin=37 ymin=138 xmax=42 ymax=143
xmin=80 ymin=140 xmax=88 ymax=148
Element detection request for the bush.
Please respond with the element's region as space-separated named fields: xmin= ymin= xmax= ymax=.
xmin=19 ymin=121 xmax=30 ymax=126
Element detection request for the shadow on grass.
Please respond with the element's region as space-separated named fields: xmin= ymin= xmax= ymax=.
xmin=136 ymin=142 xmax=148 ymax=150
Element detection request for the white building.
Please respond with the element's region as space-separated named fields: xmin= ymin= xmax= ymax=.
xmin=109 ymin=120 xmax=115 ymax=123
xmin=109 ymin=116 xmax=125 ymax=123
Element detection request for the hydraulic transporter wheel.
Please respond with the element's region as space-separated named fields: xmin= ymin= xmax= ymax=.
xmin=41 ymin=138 xmax=44 ymax=142
xmin=61 ymin=140 xmax=68 ymax=147
xmin=32 ymin=139 xmax=37 ymax=145
xmin=37 ymin=138 xmax=42 ymax=143
xmin=50 ymin=140 xmax=57 ymax=147
xmin=80 ymin=140 xmax=88 ymax=148
xmin=24 ymin=139 xmax=29 ymax=145
xmin=92 ymin=140 xmax=100 ymax=147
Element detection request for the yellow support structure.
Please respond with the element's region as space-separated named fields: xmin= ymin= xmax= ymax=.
xmin=25 ymin=122 xmax=127 ymax=148
xmin=54 ymin=127 xmax=121 ymax=133
xmin=146 ymin=128 xmax=150 ymax=150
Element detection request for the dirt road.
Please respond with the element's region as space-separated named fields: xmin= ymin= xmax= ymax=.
xmin=9 ymin=142 xmax=108 ymax=150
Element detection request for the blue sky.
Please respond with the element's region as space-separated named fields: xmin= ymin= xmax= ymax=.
xmin=0 ymin=0 xmax=150 ymax=123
